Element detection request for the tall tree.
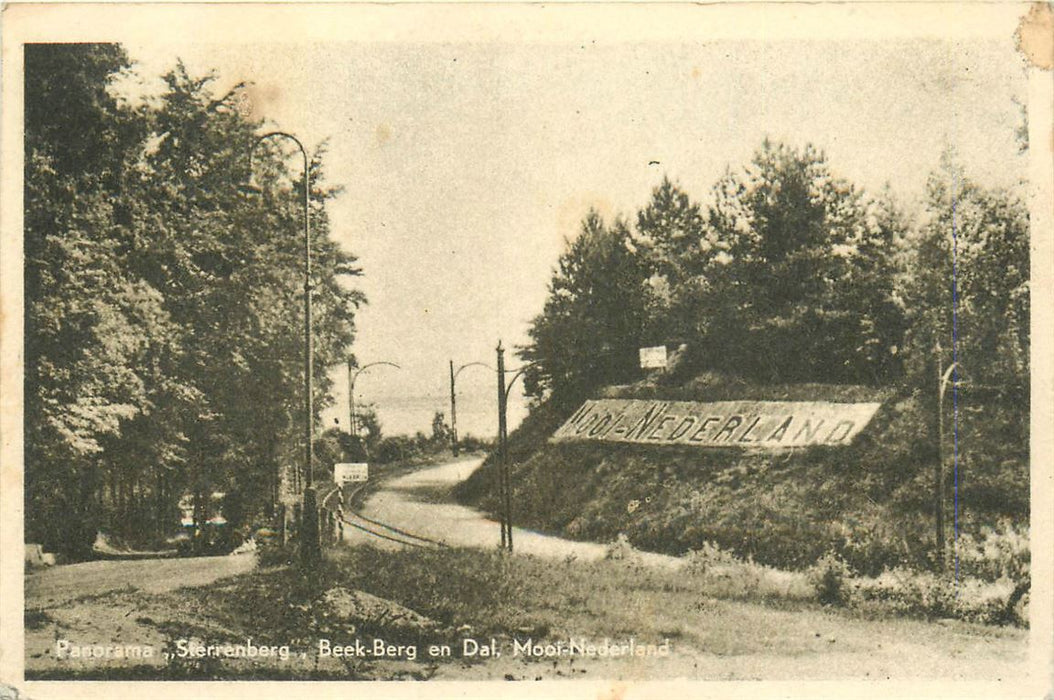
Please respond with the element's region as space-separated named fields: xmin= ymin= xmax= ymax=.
xmin=24 ymin=46 xmax=365 ymax=556
xmin=520 ymin=211 xmax=652 ymax=402
xmin=700 ymin=140 xmax=904 ymax=384
xmin=633 ymin=177 xmax=711 ymax=344
xmin=24 ymin=44 xmax=167 ymax=555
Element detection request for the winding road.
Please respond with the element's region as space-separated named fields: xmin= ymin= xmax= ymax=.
xmin=22 ymin=456 xmax=1030 ymax=683
xmin=343 ymin=456 xmax=681 ymax=568
xmin=24 ymin=552 xmax=256 ymax=609
xmin=23 ymin=456 xmax=629 ymax=609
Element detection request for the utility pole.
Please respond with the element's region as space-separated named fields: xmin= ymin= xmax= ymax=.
xmin=496 ymin=342 xmax=509 ymax=550
xmin=348 ymin=358 xmax=356 ymax=438
xmin=493 ymin=348 xmax=536 ymax=552
xmin=450 ymin=360 xmax=459 ymax=457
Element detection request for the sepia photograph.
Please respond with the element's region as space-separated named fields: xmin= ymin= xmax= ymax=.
xmin=1 ymin=3 xmax=1051 ymax=698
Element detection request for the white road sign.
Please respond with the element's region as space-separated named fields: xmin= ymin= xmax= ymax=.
xmin=334 ymin=462 xmax=369 ymax=484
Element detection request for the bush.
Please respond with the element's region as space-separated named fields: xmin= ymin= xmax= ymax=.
xmin=374 ymin=436 xmax=425 ymax=464
xmin=681 ymin=541 xmax=813 ymax=601
xmin=847 ymin=566 xmax=1026 ymax=626
xmin=456 ymin=434 xmax=493 ymax=453
xmin=257 ymin=538 xmax=296 ymax=568
xmin=809 ymin=553 xmax=852 ymax=606
xmin=604 ymin=533 xmax=638 ymax=561
xmin=956 ymin=521 xmax=1029 ymax=583
xmin=682 ymin=540 xmax=742 ymax=575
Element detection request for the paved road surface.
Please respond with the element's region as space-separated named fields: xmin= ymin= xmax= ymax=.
xmin=25 ymin=552 xmax=256 ymax=608
xmin=355 ymin=457 xmax=681 ymax=568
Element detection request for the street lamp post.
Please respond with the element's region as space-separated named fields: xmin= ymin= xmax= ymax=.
xmin=348 ymin=360 xmax=400 ymax=439
xmin=496 ymin=343 xmax=509 ymax=550
xmin=450 ymin=360 xmax=490 ymax=456
xmin=936 ymin=353 xmax=961 ymax=571
xmin=249 ymin=131 xmax=320 ymax=569
xmin=494 ymin=343 xmax=535 ymax=553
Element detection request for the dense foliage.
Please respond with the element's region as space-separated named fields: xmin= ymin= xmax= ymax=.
xmin=520 ymin=212 xmax=652 ymax=400
xmin=521 ymin=141 xmax=962 ymax=397
xmin=24 ymin=44 xmax=364 ymax=557
xmin=477 ymin=140 xmax=1030 ymax=574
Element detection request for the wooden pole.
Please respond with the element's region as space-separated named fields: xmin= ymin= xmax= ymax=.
xmin=450 ymin=360 xmax=460 ymax=456
xmin=936 ymin=350 xmax=945 ymax=571
xmin=496 ymin=342 xmax=509 ymax=550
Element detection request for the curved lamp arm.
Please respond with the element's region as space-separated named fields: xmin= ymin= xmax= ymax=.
xmin=250 ymin=131 xmax=309 ymax=187
xmin=249 ymin=130 xmax=312 ymax=283
xmin=454 ymin=361 xmax=492 ymax=383
xmin=503 ymin=362 xmax=538 ymax=402
xmin=354 ymin=360 xmax=401 ymax=376
xmin=350 ymin=360 xmax=401 ymax=393
xmin=939 ymin=362 xmax=961 ymax=399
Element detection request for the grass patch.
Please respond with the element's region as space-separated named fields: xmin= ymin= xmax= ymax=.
xmin=162 ymin=545 xmax=825 ymax=654
xmin=321 ymin=546 xmax=815 ymax=644
xmin=24 ymin=608 xmax=53 ymax=630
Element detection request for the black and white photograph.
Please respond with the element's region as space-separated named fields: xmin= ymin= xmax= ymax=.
xmin=1 ymin=3 xmax=1051 ymax=698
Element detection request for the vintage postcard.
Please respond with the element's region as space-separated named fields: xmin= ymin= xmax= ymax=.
xmin=2 ymin=2 xmax=1052 ymax=699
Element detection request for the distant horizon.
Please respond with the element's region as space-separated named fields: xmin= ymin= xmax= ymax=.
xmin=328 ymin=385 xmax=522 ymax=439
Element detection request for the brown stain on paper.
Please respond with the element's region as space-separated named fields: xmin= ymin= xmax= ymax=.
xmin=241 ymin=82 xmax=285 ymax=119
xmin=1016 ymin=3 xmax=1054 ymax=70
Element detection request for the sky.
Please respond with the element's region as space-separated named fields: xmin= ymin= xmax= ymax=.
xmin=109 ymin=5 xmax=1030 ymax=438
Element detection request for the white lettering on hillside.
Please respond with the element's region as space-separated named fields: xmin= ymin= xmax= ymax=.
xmin=550 ymin=399 xmax=880 ymax=449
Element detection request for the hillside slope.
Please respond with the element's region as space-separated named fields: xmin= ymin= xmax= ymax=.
xmin=455 ymin=373 xmax=1027 ymax=575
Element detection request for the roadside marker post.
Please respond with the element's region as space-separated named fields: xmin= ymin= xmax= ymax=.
xmin=337 ymin=487 xmax=344 ymax=542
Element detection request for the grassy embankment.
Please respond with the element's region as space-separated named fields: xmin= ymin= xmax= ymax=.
xmin=454 ymin=372 xmax=1029 ymax=621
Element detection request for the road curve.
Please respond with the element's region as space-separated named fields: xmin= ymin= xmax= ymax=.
xmin=354 ymin=456 xmax=681 ymax=568
xmin=24 ymin=553 xmax=257 ymax=608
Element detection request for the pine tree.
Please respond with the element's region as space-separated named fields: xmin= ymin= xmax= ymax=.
xmin=520 ymin=210 xmax=652 ymax=401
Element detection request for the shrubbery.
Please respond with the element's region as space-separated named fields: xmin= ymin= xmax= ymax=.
xmin=796 ymin=525 xmax=1030 ymax=626
xmin=808 ymin=553 xmax=852 ymax=606
xmin=681 ymin=540 xmax=742 ymax=574
xmin=603 ymin=533 xmax=637 ymax=561
xmin=955 ymin=521 xmax=1030 ymax=584
xmin=846 ymin=568 xmax=1025 ymax=626
xmin=671 ymin=538 xmax=1029 ymax=626
xmin=682 ymin=541 xmax=813 ymax=601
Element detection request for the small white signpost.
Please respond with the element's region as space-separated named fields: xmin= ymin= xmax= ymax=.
xmin=334 ymin=462 xmax=369 ymax=485
xmin=639 ymin=345 xmax=668 ymax=370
